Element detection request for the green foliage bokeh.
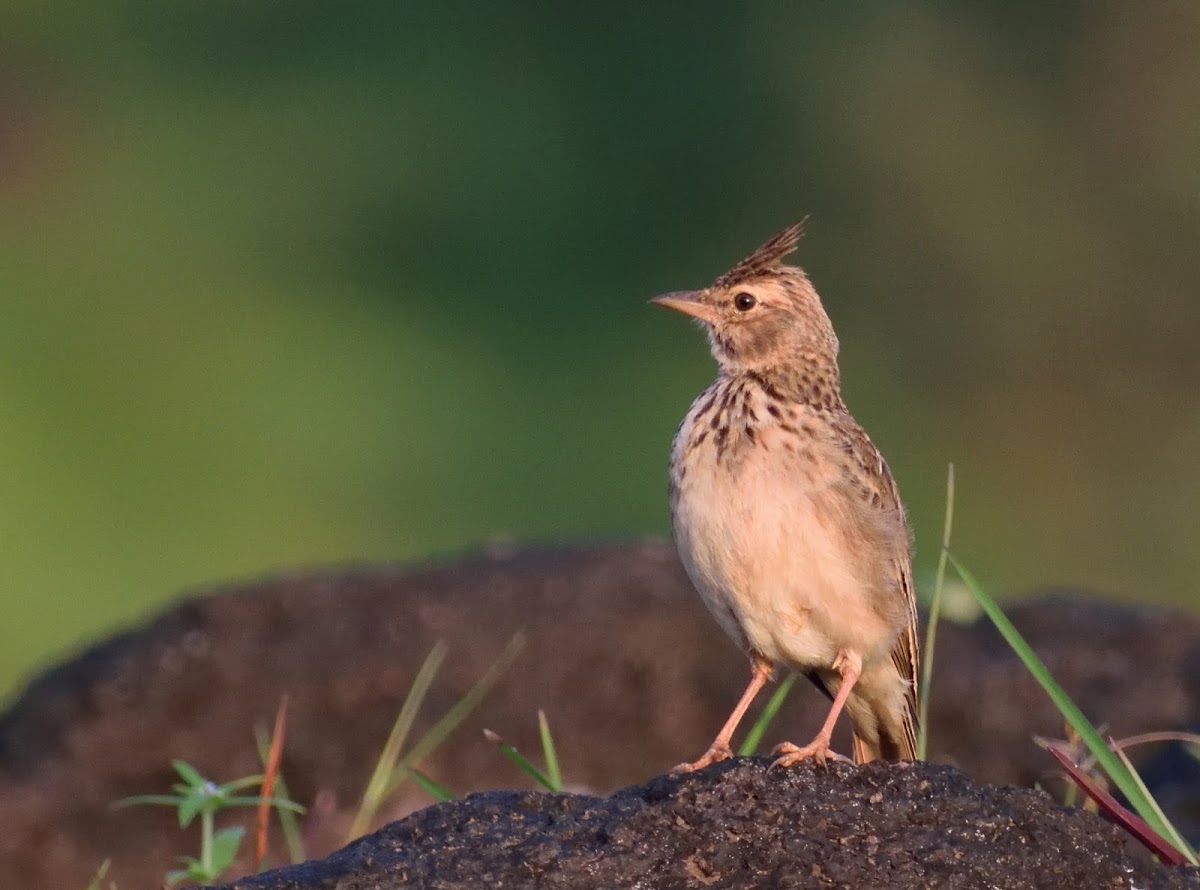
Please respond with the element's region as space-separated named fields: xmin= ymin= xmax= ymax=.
xmin=2 ymin=2 xmax=1198 ymax=703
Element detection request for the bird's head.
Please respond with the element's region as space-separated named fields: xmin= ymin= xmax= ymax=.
xmin=651 ymin=220 xmax=838 ymax=375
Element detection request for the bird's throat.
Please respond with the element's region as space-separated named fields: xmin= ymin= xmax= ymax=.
xmin=741 ymin=361 xmax=843 ymax=413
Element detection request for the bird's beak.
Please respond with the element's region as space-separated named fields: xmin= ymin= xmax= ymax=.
xmin=650 ymin=290 xmax=718 ymax=324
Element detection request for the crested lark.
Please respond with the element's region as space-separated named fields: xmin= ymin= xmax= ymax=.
xmin=652 ymin=221 xmax=919 ymax=770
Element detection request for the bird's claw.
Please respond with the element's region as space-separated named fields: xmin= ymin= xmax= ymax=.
xmin=671 ymin=742 xmax=734 ymax=774
xmin=769 ymin=735 xmax=850 ymax=769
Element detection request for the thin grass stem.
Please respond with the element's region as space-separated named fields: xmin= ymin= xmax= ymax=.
xmin=917 ymin=462 xmax=954 ymax=759
xmin=738 ymin=673 xmax=797 ymax=756
xmin=1112 ymin=743 xmax=1197 ymax=863
xmin=348 ymin=640 xmax=448 ymax=841
xmin=538 ymin=710 xmax=562 ymax=791
xmin=385 ymin=632 xmax=526 ymax=795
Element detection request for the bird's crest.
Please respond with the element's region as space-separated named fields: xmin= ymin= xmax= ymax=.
xmin=713 ymin=219 xmax=808 ymax=289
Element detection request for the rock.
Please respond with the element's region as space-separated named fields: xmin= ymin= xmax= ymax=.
xmin=0 ymin=542 xmax=1197 ymax=888
xmin=211 ymin=758 xmax=1199 ymax=890
xmin=0 ymin=541 xmax=749 ymax=888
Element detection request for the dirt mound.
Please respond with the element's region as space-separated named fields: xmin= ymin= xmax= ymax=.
xmin=213 ymin=758 xmax=1199 ymax=890
xmin=1 ymin=541 xmax=1197 ymax=887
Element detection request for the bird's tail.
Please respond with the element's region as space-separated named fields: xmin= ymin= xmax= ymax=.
xmin=847 ymin=661 xmax=918 ymax=763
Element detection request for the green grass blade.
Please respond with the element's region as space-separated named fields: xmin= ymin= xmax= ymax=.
xmin=537 ymin=710 xmax=562 ymax=791
xmin=738 ymin=672 xmax=797 ymax=756
xmin=348 ymin=640 xmax=448 ymax=841
xmin=85 ymin=859 xmax=112 ymax=890
xmin=484 ymin=729 xmax=559 ymax=791
xmin=947 ymin=553 xmax=1176 ymax=844
xmin=407 ymin=767 xmax=456 ymax=801
xmin=385 ymin=631 xmax=526 ymax=794
xmin=917 ymin=462 xmax=954 ymax=760
xmin=272 ymin=776 xmax=305 ymax=864
xmin=1113 ymin=743 xmax=1198 ymax=863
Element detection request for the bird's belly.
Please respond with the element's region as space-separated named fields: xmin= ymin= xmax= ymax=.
xmin=673 ymin=459 xmax=896 ymax=671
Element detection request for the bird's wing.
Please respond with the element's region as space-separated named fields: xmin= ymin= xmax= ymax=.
xmin=833 ymin=415 xmax=920 ymax=758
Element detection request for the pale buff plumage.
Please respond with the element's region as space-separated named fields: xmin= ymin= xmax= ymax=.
xmin=653 ymin=221 xmax=919 ymax=770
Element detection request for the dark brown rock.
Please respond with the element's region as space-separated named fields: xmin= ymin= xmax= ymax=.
xmin=0 ymin=541 xmax=764 ymax=888
xmin=212 ymin=758 xmax=1199 ymax=890
xmin=0 ymin=542 xmax=1197 ymax=888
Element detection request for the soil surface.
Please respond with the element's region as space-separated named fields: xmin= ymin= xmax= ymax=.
xmin=1 ymin=541 xmax=1197 ymax=887
xmin=213 ymin=757 xmax=1199 ymax=890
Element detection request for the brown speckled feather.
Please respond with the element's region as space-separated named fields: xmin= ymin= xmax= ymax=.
xmin=834 ymin=418 xmax=920 ymax=760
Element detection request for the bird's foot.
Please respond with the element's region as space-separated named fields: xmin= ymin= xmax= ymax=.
xmin=769 ymin=734 xmax=851 ymax=769
xmin=671 ymin=742 xmax=734 ymax=774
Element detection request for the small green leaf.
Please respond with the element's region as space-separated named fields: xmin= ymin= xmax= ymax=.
xmin=171 ymin=760 xmax=206 ymax=788
xmin=177 ymin=789 xmax=207 ymax=827
xmin=186 ymin=859 xmax=212 ymax=880
xmin=210 ymin=826 xmax=246 ymax=874
xmin=167 ymin=856 xmax=207 ymax=884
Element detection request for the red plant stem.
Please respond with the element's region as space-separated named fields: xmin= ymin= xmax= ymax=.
xmin=1041 ymin=742 xmax=1185 ymax=866
xmin=256 ymin=695 xmax=289 ymax=868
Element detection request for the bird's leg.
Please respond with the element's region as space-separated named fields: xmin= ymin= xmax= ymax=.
xmin=673 ymin=652 xmax=773 ymax=773
xmin=771 ymin=648 xmax=862 ymax=768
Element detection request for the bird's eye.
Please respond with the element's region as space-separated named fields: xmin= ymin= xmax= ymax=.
xmin=734 ymin=292 xmax=757 ymax=312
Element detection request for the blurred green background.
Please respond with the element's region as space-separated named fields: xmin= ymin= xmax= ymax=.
xmin=2 ymin=2 xmax=1198 ymax=705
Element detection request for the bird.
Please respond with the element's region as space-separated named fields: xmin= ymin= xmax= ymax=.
xmin=651 ymin=220 xmax=919 ymax=771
